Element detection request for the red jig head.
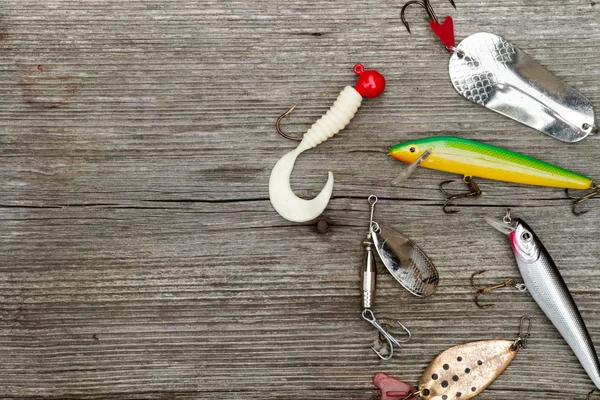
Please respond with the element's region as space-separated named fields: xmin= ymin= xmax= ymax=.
xmin=354 ymin=64 xmax=386 ymax=99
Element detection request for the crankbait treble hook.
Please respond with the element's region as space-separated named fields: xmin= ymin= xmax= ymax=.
xmin=268 ymin=64 xmax=385 ymax=222
xmin=566 ymin=182 xmax=600 ymax=216
xmin=362 ymin=195 xmax=411 ymax=360
xmin=470 ymin=270 xmax=527 ymax=309
xmin=439 ymin=176 xmax=481 ymax=214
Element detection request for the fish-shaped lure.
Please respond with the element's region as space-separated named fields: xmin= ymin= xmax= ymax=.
xmin=373 ymin=318 xmax=530 ymax=400
xmin=389 ymin=136 xmax=599 ymax=214
xmin=486 ymin=211 xmax=600 ymax=390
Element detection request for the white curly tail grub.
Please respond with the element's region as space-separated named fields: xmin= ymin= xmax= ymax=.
xmin=296 ymin=86 xmax=363 ymax=152
xmin=269 ymin=86 xmax=363 ymax=222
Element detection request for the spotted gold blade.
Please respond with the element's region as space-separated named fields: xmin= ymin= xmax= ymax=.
xmin=419 ymin=340 xmax=518 ymax=400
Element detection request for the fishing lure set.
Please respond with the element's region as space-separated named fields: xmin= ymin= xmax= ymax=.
xmin=368 ymin=207 xmax=600 ymax=400
xmin=267 ymin=1 xmax=599 ymax=399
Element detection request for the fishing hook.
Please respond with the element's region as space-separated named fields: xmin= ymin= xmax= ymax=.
xmin=400 ymin=0 xmax=456 ymax=33
xmin=275 ymin=105 xmax=302 ymax=142
xmin=362 ymin=309 xmax=412 ymax=361
xmin=566 ymin=181 xmax=600 ymax=216
xmin=439 ymin=176 xmax=482 ymax=214
xmin=470 ymin=270 xmax=527 ymax=309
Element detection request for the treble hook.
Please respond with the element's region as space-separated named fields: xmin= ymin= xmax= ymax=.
xmin=439 ymin=176 xmax=482 ymax=214
xmin=362 ymin=309 xmax=412 ymax=361
xmin=400 ymin=0 xmax=456 ymax=33
xmin=566 ymin=181 xmax=600 ymax=216
xmin=470 ymin=270 xmax=527 ymax=309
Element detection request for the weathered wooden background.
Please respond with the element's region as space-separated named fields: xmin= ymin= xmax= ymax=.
xmin=0 ymin=1 xmax=599 ymax=399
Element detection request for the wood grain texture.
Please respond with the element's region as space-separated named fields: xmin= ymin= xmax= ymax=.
xmin=0 ymin=0 xmax=599 ymax=399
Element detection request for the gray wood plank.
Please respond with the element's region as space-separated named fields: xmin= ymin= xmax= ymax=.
xmin=0 ymin=0 xmax=599 ymax=399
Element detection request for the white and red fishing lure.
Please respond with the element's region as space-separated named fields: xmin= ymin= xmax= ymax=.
xmin=269 ymin=64 xmax=385 ymax=222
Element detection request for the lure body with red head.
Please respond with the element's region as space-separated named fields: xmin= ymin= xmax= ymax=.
xmin=269 ymin=64 xmax=385 ymax=222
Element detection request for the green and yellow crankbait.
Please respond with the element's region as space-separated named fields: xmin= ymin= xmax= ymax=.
xmin=389 ymin=136 xmax=599 ymax=215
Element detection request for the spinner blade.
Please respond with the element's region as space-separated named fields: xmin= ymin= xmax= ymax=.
xmin=371 ymin=224 xmax=439 ymax=297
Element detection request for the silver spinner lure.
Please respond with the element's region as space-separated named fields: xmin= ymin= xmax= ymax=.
xmin=361 ymin=195 xmax=439 ymax=360
xmin=400 ymin=0 xmax=598 ymax=142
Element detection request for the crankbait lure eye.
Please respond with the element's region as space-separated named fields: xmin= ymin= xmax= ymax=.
xmin=409 ymin=146 xmax=417 ymax=153
xmin=521 ymin=232 xmax=532 ymax=242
